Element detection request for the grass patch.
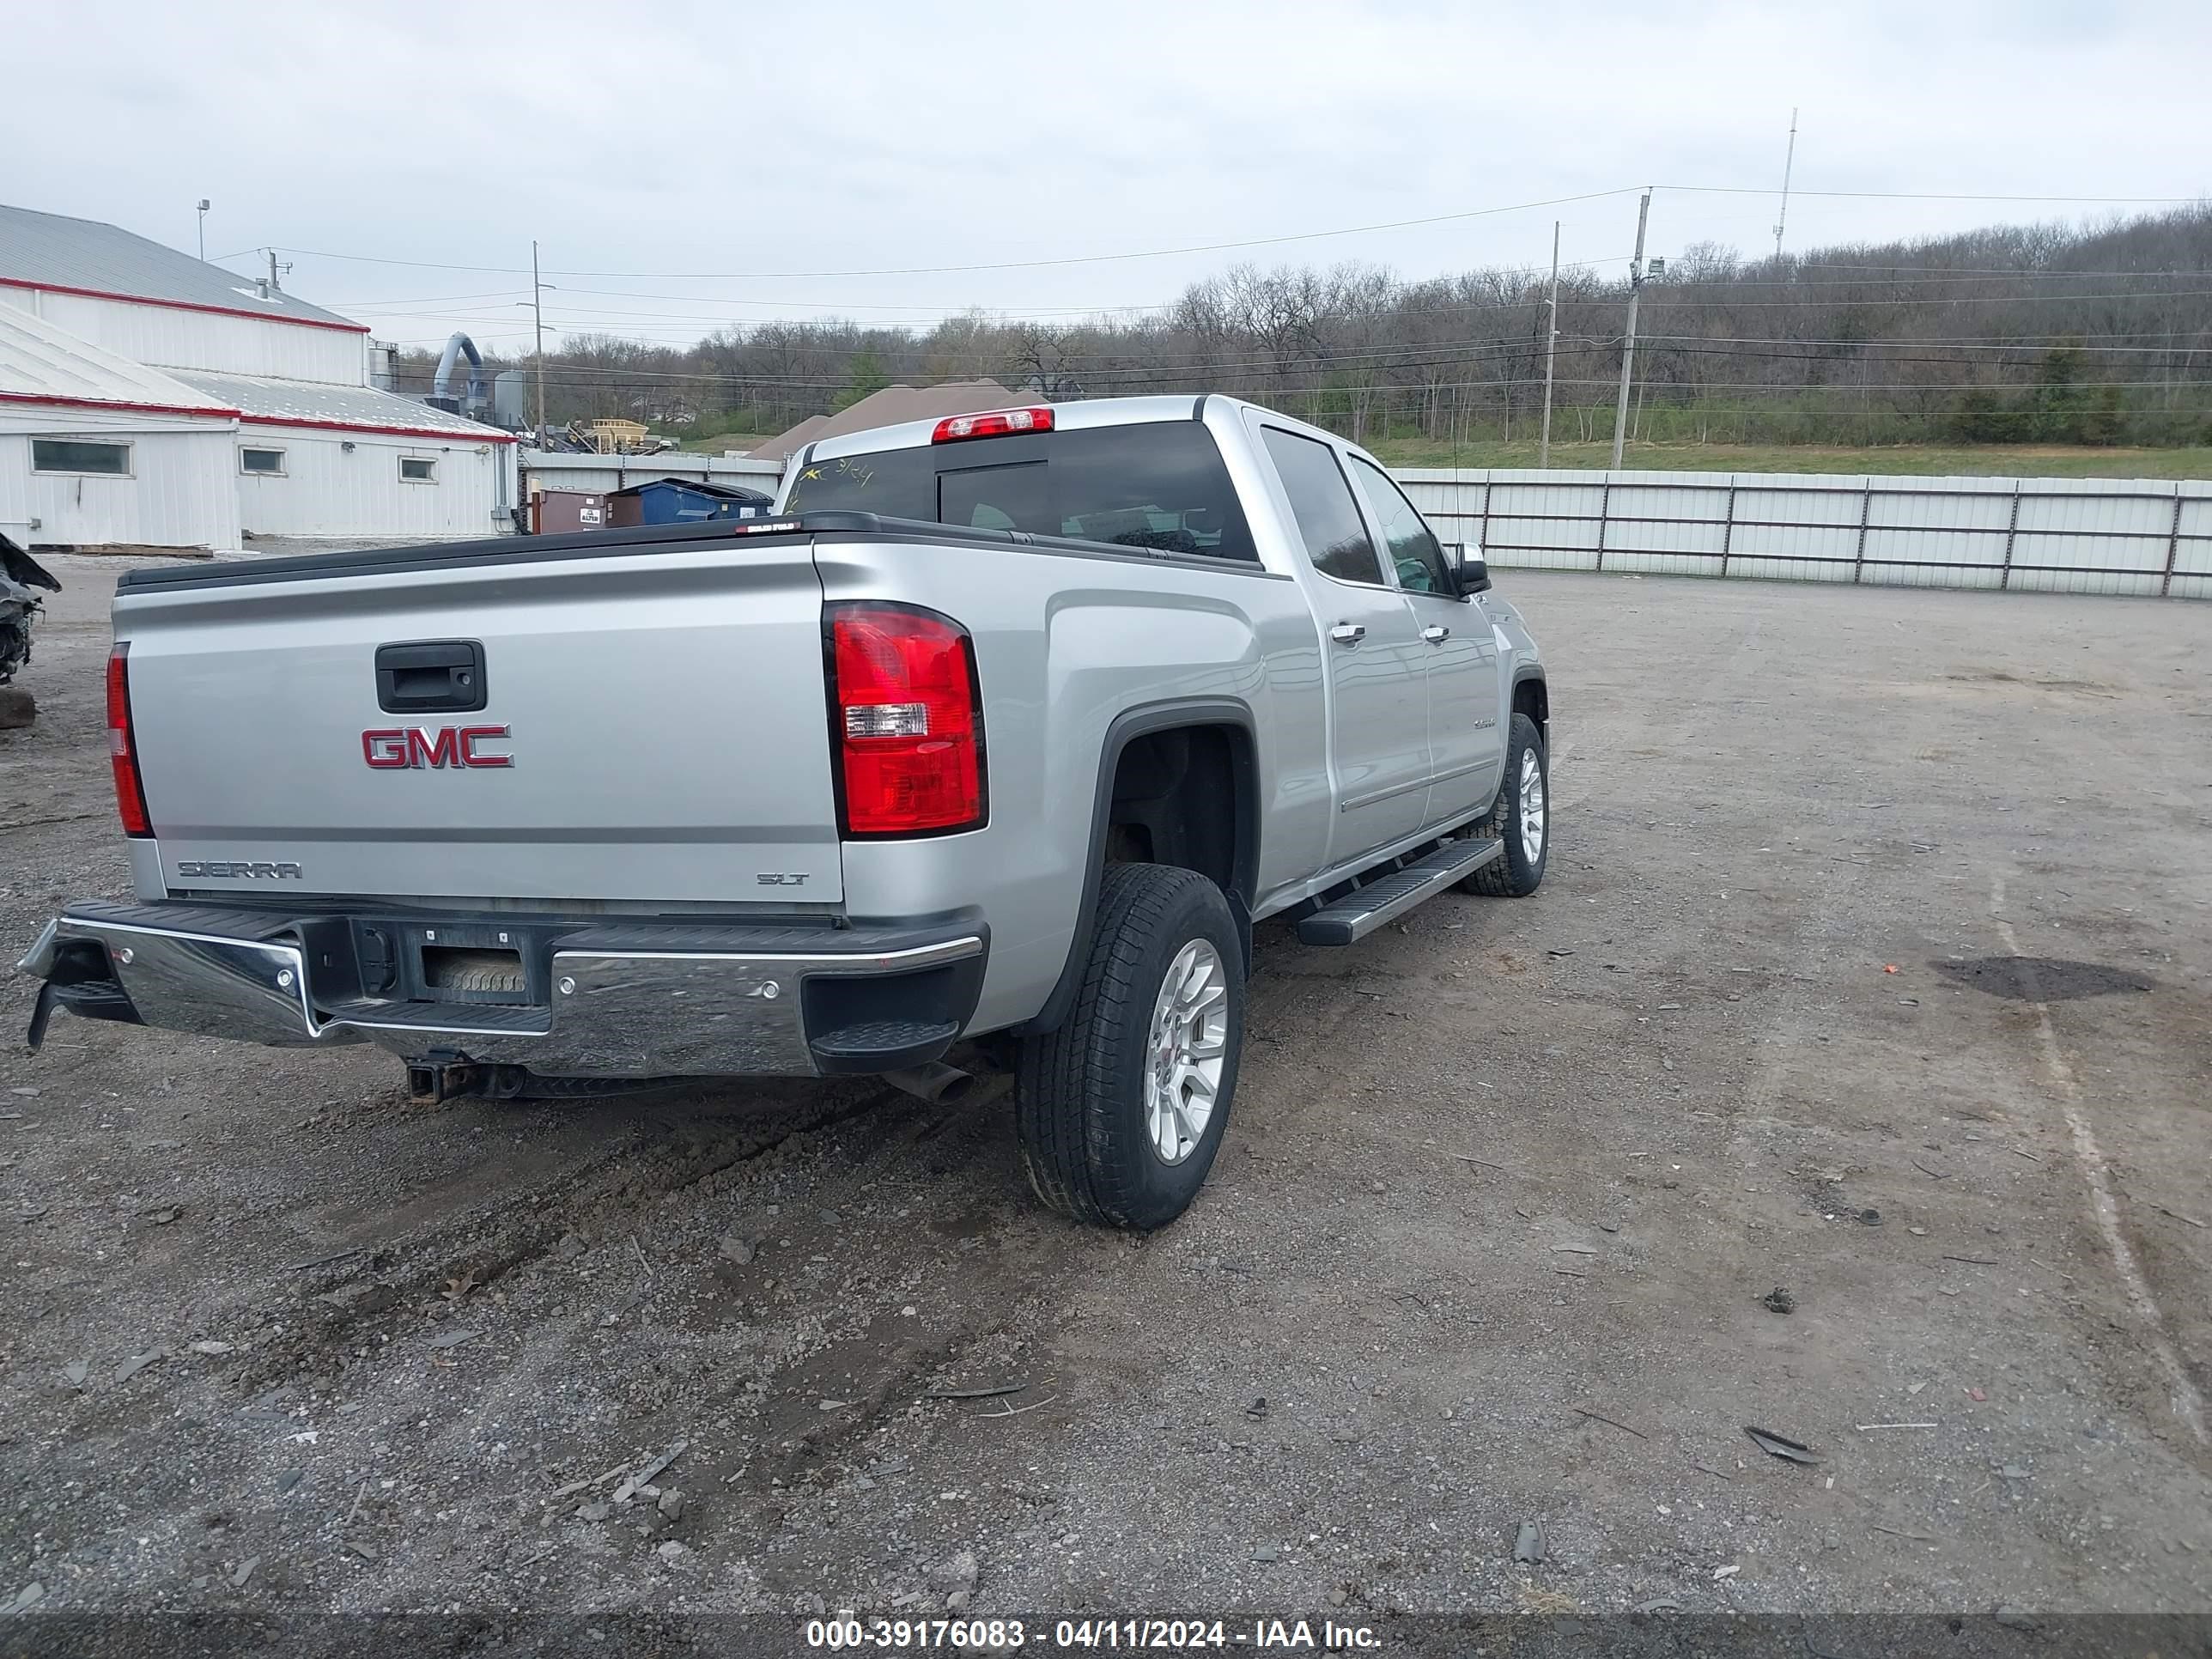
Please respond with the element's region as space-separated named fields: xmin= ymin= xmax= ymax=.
xmin=1365 ymin=439 xmax=2212 ymax=479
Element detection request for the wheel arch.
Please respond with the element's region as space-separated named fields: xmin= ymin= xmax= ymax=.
xmin=1013 ymin=698 xmax=1259 ymax=1037
xmin=1510 ymin=667 xmax=1548 ymax=744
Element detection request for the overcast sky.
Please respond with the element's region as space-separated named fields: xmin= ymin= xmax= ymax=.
xmin=7 ymin=0 xmax=2208 ymax=355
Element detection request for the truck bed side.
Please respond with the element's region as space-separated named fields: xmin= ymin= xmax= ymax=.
xmin=811 ymin=528 xmax=1325 ymax=1033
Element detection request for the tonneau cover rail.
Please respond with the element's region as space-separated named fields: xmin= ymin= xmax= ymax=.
xmin=117 ymin=511 xmax=1259 ymax=593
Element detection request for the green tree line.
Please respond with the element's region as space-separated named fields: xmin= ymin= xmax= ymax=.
xmin=387 ymin=204 xmax=2212 ymax=451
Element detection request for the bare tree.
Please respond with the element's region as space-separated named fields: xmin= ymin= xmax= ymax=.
xmin=428 ymin=204 xmax=2212 ymax=453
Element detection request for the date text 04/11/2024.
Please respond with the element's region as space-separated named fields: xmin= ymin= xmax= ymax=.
xmin=804 ymin=1619 xmax=1386 ymax=1650
xmin=1061 ymin=1624 xmax=1381 ymax=1651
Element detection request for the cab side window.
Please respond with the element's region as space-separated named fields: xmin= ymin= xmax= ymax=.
xmin=1348 ymin=456 xmax=1453 ymax=595
xmin=1261 ymin=428 xmax=1388 ymax=586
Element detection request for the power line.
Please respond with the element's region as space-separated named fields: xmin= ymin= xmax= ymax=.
xmin=327 ymin=262 xmax=2212 ymax=329
xmin=372 ymin=344 xmax=2212 ymax=392
xmin=1788 ymin=261 xmax=2212 ymax=279
xmin=1649 ymin=270 xmax=2212 ymax=290
xmin=259 ymin=189 xmax=1645 ymax=282
xmin=331 ymin=258 xmax=1650 ymax=317
xmin=331 ymin=287 xmax=532 ymax=308
xmin=370 ymin=315 xmax=2212 ymax=377
xmin=330 ymin=257 xmax=2211 ymax=311
xmin=1534 ymin=376 xmax=2209 ymax=391
xmin=1662 ymin=184 xmax=2209 ymax=205
xmin=355 ymin=275 xmax=2212 ymax=347
xmin=235 ymin=185 xmax=2210 ymax=289
xmin=352 ymin=284 xmax=2212 ymax=361
xmin=1617 ymin=289 xmax=2212 ymax=308
xmin=1643 ymin=333 xmax=2212 ymax=354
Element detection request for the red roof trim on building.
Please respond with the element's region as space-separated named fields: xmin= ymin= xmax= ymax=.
xmin=1 ymin=391 xmax=515 ymax=445
xmin=0 ymin=388 xmax=238 ymax=422
xmin=240 ymin=414 xmax=517 ymax=445
xmin=0 ymin=276 xmax=370 ymax=334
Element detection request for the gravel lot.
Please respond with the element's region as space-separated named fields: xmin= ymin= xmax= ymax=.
xmin=2 ymin=557 xmax=2208 ymax=1644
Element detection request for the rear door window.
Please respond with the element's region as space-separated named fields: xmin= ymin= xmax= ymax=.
xmin=785 ymin=422 xmax=1256 ymax=561
xmin=1261 ymin=428 xmax=1387 ymax=586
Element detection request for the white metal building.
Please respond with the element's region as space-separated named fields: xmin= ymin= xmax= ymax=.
xmin=518 ymin=451 xmax=784 ymax=497
xmin=0 ymin=203 xmax=515 ymax=552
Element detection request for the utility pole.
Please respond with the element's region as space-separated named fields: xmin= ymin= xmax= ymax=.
xmin=1609 ymin=191 xmax=1650 ymax=471
xmin=196 ymin=199 xmax=210 ymax=261
xmin=1772 ymin=108 xmax=1799 ymax=262
xmin=265 ymin=248 xmax=283 ymax=293
xmin=1539 ymin=221 xmax=1560 ymax=468
xmin=532 ymin=239 xmax=547 ymax=445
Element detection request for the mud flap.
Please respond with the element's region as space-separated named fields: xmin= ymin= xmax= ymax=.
xmin=25 ymin=979 xmax=58 ymax=1052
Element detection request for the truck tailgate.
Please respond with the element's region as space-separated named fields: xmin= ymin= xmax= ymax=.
xmin=117 ymin=541 xmax=842 ymax=904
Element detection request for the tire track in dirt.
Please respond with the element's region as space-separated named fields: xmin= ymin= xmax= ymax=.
xmin=27 ymin=1079 xmax=915 ymax=1449
xmin=1990 ymin=873 xmax=2208 ymax=1448
xmin=231 ymin=1081 xmax=916 ymax=1397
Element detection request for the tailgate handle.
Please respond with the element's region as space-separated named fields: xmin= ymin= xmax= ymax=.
xmin=375 ymin=640 xmax=487 ymax=714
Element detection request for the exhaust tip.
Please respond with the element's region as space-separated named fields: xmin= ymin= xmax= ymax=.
xmin=884 ymin=1062 xmax=975 ymax=1106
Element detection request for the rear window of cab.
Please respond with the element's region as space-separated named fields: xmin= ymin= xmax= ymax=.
xmin=784 ymin=421 xmax=1257 ymax=562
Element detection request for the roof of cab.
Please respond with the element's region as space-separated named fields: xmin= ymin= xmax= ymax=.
xmin=805 ymin=393 xmax=1222 ymax=463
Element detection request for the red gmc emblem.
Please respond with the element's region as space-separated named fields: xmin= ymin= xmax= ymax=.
xmin=362 ymin=725 xmax=514 ymax=769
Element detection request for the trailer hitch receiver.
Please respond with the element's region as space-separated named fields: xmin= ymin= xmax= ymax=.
xmin=405 ymin=1050 xmax=536 ymax=1103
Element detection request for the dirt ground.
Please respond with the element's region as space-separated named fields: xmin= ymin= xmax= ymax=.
xmin=1 ymin=556 xmax=2208 ymax=1646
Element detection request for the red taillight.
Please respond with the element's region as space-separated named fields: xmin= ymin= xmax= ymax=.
xmin=931 ymin=406 xmax=1054 ymax=444
xmin=106 ymin=642 xmax=152 ymax=837
xmin=828 ymin=605 xmax=984 ymax=836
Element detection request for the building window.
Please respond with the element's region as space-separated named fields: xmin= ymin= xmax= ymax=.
xmin=32 ymin=438 xmax=131 ymax=477
xmin=398 ymin=456 xmax=437 ymax=483
xmin=240 ymin=447 xmax=287 ymax=476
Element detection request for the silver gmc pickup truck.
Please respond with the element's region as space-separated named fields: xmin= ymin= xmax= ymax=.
xmin=19 ymin=394 xmax=1549 ymax=1229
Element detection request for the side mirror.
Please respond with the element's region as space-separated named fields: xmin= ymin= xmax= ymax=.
xmin=1442 ymin=542 xmax=1491 ymax=596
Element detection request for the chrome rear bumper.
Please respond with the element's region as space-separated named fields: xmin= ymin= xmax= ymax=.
xmin=19 ymin=903 xmax=985 ymax=1078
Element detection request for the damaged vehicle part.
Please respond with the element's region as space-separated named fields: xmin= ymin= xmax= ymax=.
xmin=0 ymin=535 xmax=61 ymax=686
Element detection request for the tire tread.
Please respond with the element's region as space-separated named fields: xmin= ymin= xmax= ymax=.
xmin=1459 ymin=712 xmax=1547 ymax=897
xmin=1017 ymin=865 xmax=1231 ymax=1228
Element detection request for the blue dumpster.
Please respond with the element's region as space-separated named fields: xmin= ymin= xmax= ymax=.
xmin=607 ymin=477 xmax=775 ymax=527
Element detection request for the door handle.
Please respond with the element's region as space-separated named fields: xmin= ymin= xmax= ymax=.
xmin=1421 ymin=625 xmax=1450 ymax=643
xmin=1329 ymin=623 xmax=1366 ymax=645
xmin=375 ymin=640 xmax=487 ymax=714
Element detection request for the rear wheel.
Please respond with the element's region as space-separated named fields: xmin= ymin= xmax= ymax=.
xmin=1017 ymin=864 xmax=1243 ymax=1230
xmin=1456 ymin=711 xmax=1548 ymax=896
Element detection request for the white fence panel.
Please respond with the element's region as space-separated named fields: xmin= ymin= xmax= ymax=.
xmin=1403 ymin=472 xmax=1601 ymax=569
xmin=1860 ymin=478 xmax=2009 ymax=590
xmin=2006 ymin=480 xmax=2174 ymax=597
xmin=507 ymin=455 xmax=2206 ymax=601
xmin=1398 ymin=474 xmax=1486 ymax=526
xmin=1723 ymin=477 xmax=1863 ymax=584
xmin=2171 ymin=487 xmax=2212 ymax=602
xmin=1595 ymin=472 xmax=1730 ymax=578
xmin=1396 ymin=467 xmax=2206 ymax=600
xmin=1487 ymin=477 xmax=1607 ymax=570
